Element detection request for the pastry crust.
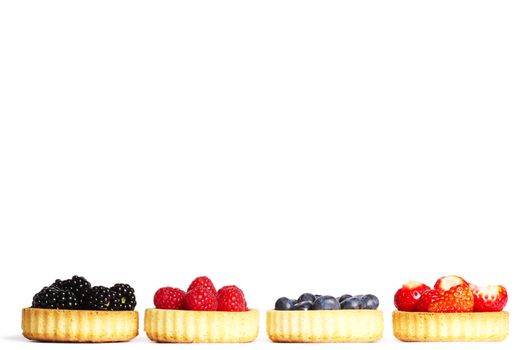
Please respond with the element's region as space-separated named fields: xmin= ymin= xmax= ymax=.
xmin=266 ymin=310 xmax=383 ymax=342
xmin=392 ymin=311 xmax=509 ymax=342
xmin=144 ymin=308 xmax=259 ymax=343
xmin=22 ymin=308 xmax=138 ymax=342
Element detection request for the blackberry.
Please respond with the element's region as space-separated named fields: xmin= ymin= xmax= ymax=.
xmin=32 ymin=286 xmax=78 ymax=309
xmin=52 ymin=275 xmax=91 ymax=307
xmin=110 ymin=283 xmax=137 ymax=310
xmin=85 ymin=286 xmax=116 ymax=310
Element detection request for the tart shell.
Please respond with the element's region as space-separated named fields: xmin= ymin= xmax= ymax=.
xmin=392 ymin=310 xmax=509 ymax=342
xmin=266 ymin=309 xmax=383 ymax=342
xmin=22 ymin=308 xmax=139 ymax=342
xmin=144 ymin=308 xmax=259 ymax=343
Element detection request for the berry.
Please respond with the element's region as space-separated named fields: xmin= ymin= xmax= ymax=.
xmin=427 ymin=284 xmax=474 ymax=312
xmin=470 ymin=285 xmax=508 ymax=312
xmin=341 ymin=296 xmax=364 ymax=309
xmin=434 ymin=275 xmax=468 ymax=292
xmin=416 ymin=289 xmax=442 ymax=312
xmin=86 ymin=286 xmax=116 ymax=310
xmin=361 ymin=294 xmax=379 ymax=309
xmin=297 ymin=293 xmax=316 ymax=303
xmin=275 ymin=297 xmax=294 ymax=310
xmin=110 ymin=283 xmax=136 ymax=310
xmin=32 ymin=286 xmax=78 ymax=309
xmin=217 ymin=285 xmax=247 ymax=312
xmin=293 ymin=301 xmax=313 ymax=310
xmin=184 ymin=286 xmax=218 ymax=311
xmin=394 ymin=280 xmax=431 ymax=311
xmin=154 ymin=287 xmax=186 ymax=309
xmin=188 ymin=276 xmax=217 ymax=297
xmin=338 ymin=294 xmax=352 ymax=303
xmin=51 ymin=275 xmax=91 ymax=307
xmin=311 ymin=295 xmax=340 ymax=310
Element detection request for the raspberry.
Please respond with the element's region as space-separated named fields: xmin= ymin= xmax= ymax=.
xmin=154 ymin=287 xmax=186 ymax=309
xmin=217 ymin=285 xmax=247 ymax=312
xmin=184 ymin=286 xmax=218 ymax=311
xmin=187 ymin=276 xmax=217 ymax=297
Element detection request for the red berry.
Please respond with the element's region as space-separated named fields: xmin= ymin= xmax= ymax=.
xmin=394 ymin=280 xmax=431 ymax=311
xmin=217 ymin=285 xmax=247 ymax=312
xmin=470 ymin=285 xmax=508 ymax=312
xmin=184 ymin=286 xmax=218 ymax=311
xmin=427 ymin=284 xmax=474 ymax=312
xmin=154 ymin=287 xmax=186 ymax=309
xmin=434 ymin=275 xmax=468 ymax=292
xmin=416 ymin=289 xmax=442 ymax=312
xmin=188 ymin=276 xmax=217 ymax=297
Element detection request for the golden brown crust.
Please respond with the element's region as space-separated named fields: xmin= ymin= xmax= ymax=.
xmin=266 ymin=310 xmax=383 ymax=343
xmin=392 ymin=311 xmax=509 ymax=342
xmin=144 ymin=308 xmax=259 ymax=343
xmin=22 ymin=308 xmax=138 ymax=342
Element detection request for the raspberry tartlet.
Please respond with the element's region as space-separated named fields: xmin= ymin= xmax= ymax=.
xmin=393 ymin=275 xmax=509 ymax=342
xmin=22 ymin=275 xmax=138 ymax=342
xmin=267 ymin=292 xmax=383 ymax=342
xmin=144 ymin=276 xmax=259 ymax=343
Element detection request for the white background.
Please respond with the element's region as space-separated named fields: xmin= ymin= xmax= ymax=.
xmin=0 ymin=1 xmax=524 ymax=349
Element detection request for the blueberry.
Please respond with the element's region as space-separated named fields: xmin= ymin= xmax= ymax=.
xmin=311 ymin=295 xmax=340 ymax=310
xmin=340 ymin=296 xmax=364 ymax=309
xmin=314 ymin=294 xmax=322 ymax=299
xmin=338 ymin=294 xmax=352 ymax=303
xmin=275 ymin=297 xmax=294 ymax=310
xmin=361 ymin=294 xmax=379 ymax=309
xmin=293 ymin=300 xmax=313 ymax=310
xmin=297 ymin=293 xmax=316 ymax=303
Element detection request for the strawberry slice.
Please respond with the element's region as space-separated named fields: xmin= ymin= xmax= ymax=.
xmin=470 ymin=285 xmax=508 ymax=312
xmin=428 ymin=284 xmax=474 ymax=312
xmin=434 ymin=275 xmax=468 ymax=291
xmin=394 ymin=280 xmax=431 ymax=311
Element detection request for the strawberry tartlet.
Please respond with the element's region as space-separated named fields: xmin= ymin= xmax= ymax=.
xmin=392 ymin=275 xmax=509 ymax=342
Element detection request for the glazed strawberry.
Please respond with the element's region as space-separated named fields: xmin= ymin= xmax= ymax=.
xmin=470 ymin=285 xmax=508 ymax=312
xmin=434 ymin=275 xmax=468 ymax=291
xmin=188 ymin=276 xmax=217 ymax=297
xmin=184 ymin=286 xmax=218 ymax=311
xmin=217 ymin=285 xmax=247 ymax=312
xmin=394 ymin=280 xmax=431 ymax=311
xmin=427 ymin=284 xmax=474 ymax=312
xmin=416 ymin=289 xmax=442 ymax=312
xmin=154 ymin=287 xmax=186 ymax=309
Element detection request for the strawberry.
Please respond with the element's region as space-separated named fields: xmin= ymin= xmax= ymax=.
xmin=416 ymin=289 xmax=442 ymax=312
xmin=154 ymin=287 xmax=186 ymax=309
xmin=394 ymin=280 xmax=431 ymax=311
xmin=470 ymin=285 xmax=508 ymax=312
xmin=427 ymin=284 xmax=474 ymax=312
xmin=434 ymin=275 xmax=468 ymax=291
xmin=184 ymin=285 xmax=218 ymax=311
xmin=217 ymin=285 xmax=247 ymax=312
xmin=188 ymin=276 xmax=217 ymax=297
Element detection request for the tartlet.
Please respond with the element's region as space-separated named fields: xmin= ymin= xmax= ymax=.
xmin=144 ymin=308 xmax=259 ymax=343
xmin=22 ymin=308 xmax=138 ymax=342
xmin=392 ymin=310 xmax=509 ymax=342
xmin=267 ymin=309 xmax=383 ymax=342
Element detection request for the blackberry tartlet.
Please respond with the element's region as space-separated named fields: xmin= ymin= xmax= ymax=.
xmin=22 ymin=275 xmax=138 ymax=342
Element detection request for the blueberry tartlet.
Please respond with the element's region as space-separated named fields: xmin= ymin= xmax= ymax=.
xmin=267 ymin=292 xmax=383 ymax=342
xmin=22 ymin=275 xmax=138 ymax=342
